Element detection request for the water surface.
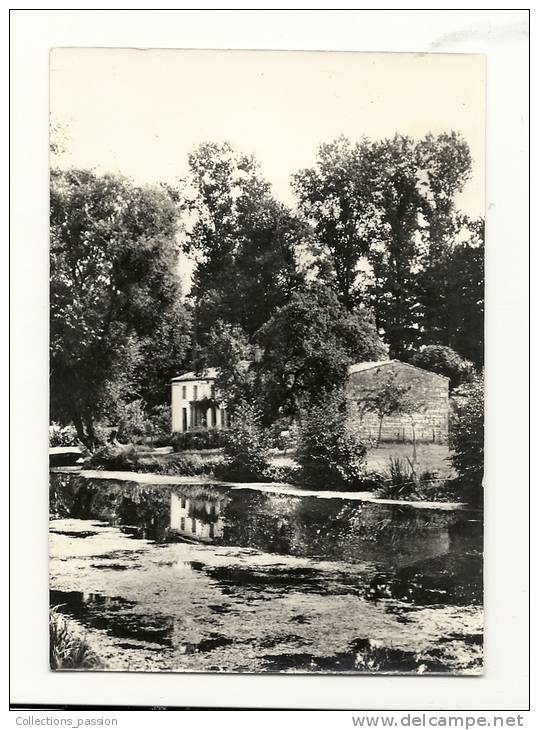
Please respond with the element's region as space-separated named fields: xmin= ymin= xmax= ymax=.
xmin=49 ymin=473 xmax=483 ymax=674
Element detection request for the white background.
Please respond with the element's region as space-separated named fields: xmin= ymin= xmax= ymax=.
xmin=8 ymin=5 xmax=532 ymax=714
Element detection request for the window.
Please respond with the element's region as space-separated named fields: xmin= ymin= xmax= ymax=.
xmin=182 ymin=385 xmax=187 ymax=399
xmin=193 ymin=385 xmax=198 ymax=400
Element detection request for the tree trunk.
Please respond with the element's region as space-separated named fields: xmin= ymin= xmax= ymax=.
xmin=72 ymin=413 xmax=91 ymax=450
xmin=377 ymin=415 xmax=384 ymax=446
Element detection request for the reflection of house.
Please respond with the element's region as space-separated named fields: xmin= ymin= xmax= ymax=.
xmin=171 ymin=368 xmax=230 ymax=433
xmin=346 ymin=360 xmax=449 ymax=443
xmin=169 ymin=492 xmax=224 ymax=542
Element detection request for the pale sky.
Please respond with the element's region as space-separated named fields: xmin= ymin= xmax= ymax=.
xmin=50 ymin=47 xmax=485 ymax=217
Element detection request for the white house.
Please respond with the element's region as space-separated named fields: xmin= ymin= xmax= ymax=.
xmin=171 ymin=368 xmax=230 ymax=433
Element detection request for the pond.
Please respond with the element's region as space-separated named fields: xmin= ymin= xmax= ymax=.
xmin=49 ymin=472 xmax=483 ymax=674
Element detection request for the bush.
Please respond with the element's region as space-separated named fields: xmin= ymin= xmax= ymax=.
xmin=83 ymin=444 xmax=142 ymax=471
xmin=219 ymin=402 xmax=270 ymax=480
xmin=296 ymin=393 xmax=369 ymax=489
xmin=267 ymin=418 xmax=300 ymax=452
xmin=50 ymin=607 xmax=102 ymax=670
xmin=410 ymin=345 xmax=475 ymax=390
xmin=49 ymin=423 xmax=79 ymax=447
xmin=449 ymin=375 xmax=484 ymax=505
xmin=170 ymin=429 xmax=227 ymax=452
xmin=138 ymin=453 xmax=225 ymax=477
xmin=261 ymin=463 xmax=302 ymax=485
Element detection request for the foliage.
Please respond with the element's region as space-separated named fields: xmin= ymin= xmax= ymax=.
xmin=114 ymin=401 xmax=171 ymax=444
xmin=354 ymin=371 xmax=423 ymax=445
xmin=293 ymin=132 xmax=473 ymax=358
xmin=50 ymin=168 xmax=190 ymax=448
xmin=257 ymin=281 xmax=386 ymax=420
xmin=182 ymin=141 xmax=305 ymax=339
xmin=409 ymin=345 xmax=475 ymax=390
xmin=292 ymin=136 xmax=378 ymax=310
xmin=449 ymin=375 xmax=484 ymax=503
xmin=83 ymin=444 xmax=143 ymax=471
xmin=193 ymin=320 xmax=256 ymax=410
xmin=296 ymin=392 xmax=369 ymax=489
xmin=138 ymin=452 xmax=225 ymax=477
xmin=50 ymin=607 xmax=102 ymax=670
xmin=170 ymin=429 xmax=227 ymax=452
xmin=49 ymin=422 xmax=79 ymax=447
xmin=418 ymin=217 xmax=484 ymax=367
xmin=220 ymin=401 xmax=270 ymax=480
xmin=267 ymin=417 xmax=300 ymax=452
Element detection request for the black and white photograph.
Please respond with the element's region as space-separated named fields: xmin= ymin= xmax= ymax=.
xmin=47 ymin=47 xmax=486 ymax=677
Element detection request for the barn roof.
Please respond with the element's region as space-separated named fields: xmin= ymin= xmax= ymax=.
xmin=348 ymin=359 xmax=449 ymax=380
xmin=348 ymin=360 xmax=392 ymax=374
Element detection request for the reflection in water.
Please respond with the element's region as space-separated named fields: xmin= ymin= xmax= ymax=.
xmin=169 ymin=492 xmax=225 ymax=542
xmin=49 ymin=473 xmax=483 ymax=674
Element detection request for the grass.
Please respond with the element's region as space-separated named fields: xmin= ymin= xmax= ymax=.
xmin=50 ymin=607 xmax=103 ymax=670
xmin=270 ymin=443 xmax=454 ymax=480
xmin=365 ymin=442 xmax=454 ymax=480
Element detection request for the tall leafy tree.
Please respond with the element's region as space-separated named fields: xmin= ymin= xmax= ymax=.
xmin=418 ymin=216 xmax=484 ymax=366
xmin=293 ymin=132 xmax=473 ymax=359
xmin=182 ymin=142 xmax=304 ymax=343
xmin=256 ymin=282 xmax=387 ymax=421
xmin=292 ymin=136 xmax=378 ymax=310
xmin=50 ymin=168 xmax=190 ymax=447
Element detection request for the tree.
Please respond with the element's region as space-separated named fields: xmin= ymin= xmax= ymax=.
xmin=449 ymin=375 xmax=484 ymax=504
xmin=354 ymin=371 xmax=423 ymax=446
xmin=418 ymin=216 xmax=484 ymax=366
xmin=409 ymin=345 xmax=475 ymax=391
xmin=293 ymin=132 xmax=473 ymax=358
xmin=195 ymin=319 xmax=256 ymax=409
xmin=296 ymin=391 xmax=369 ymax=488
xmin=182 ymin=142 xmax=304 ymax=340
xmin=256 ymin=282 xmax=387 ymax=421
xmin=292 ymin=136 xmax=378 ymax=310
xmin=50 ymin=168 xmax=190 ymax=448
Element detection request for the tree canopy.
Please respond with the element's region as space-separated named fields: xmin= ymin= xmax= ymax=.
xmin=50 ymin=168 xmax=190 ymax=446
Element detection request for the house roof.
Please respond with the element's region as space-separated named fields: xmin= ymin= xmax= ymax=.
xmin=171 ymin=367 xmax=219 ymax=382
xmin=348 ymin=360 xmax=393 ymax=374
xmin=348 ymin=359 xmax=449 ymax=380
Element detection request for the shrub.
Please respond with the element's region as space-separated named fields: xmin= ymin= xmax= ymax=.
xmin=138 ymin=453 xmax=225 ymax=477
xmin=261 ymin=463 xmax=302 ymax=485
xmin=410 ymin=345 xmax=475 ymax=390
xmin=380 ymin=456 xmax=419 ymax=500
xmin=449 ymin=375 xmax=484 ymax=505
xmin=49 ymin=423 xmax=79 ymax=447
xmin=50 ymin=607 xmax=102 ymax=670
xmin=170 ymin=429 xmax=227 ymax=452
xmin=219 ymin=402 xmax=270 ymax=480
xmin=267 ymin=418 xmax=300 ymax=452
xmin=296 ymin=393 xmax=369 ymax=489
xmin=83 ymin=444 xmax=142 ymax=471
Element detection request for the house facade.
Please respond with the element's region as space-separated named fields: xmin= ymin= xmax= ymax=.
xmin=171 ymin=360 xmax=449 ymax=443
xmin=345 ymin=360 xmax=449 ymax=443
xmin=170 ymin=368 xmax=230 ymax=433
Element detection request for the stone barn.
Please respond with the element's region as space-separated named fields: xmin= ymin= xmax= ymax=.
xmin=345 ymin=360 xmax=449 ymax=444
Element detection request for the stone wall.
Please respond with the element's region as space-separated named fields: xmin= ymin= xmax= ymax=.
xmin=346 ymin=361 xmax=449 ymax=443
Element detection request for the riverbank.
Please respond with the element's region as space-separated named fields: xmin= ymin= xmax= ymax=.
xmin=50 ymin=466 xmax=478 ymax=512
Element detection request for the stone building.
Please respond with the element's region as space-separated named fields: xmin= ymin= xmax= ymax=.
xmin=346 ymin=360 xmax=449 ymax=444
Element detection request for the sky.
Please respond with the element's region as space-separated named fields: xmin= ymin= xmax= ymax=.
xmin=50 ymin=48 xmax=485 ymax=218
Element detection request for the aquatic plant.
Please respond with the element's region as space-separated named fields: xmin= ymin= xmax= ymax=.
xmin=49 ymin=607 xmax=103 ymax=670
